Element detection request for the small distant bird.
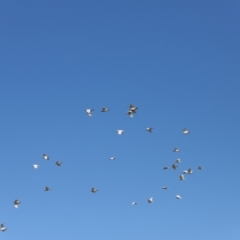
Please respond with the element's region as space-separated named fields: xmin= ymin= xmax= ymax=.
xmin=182 ymin=170 xmax=188 ymax=174
xmin=175 ymin=158 xmax=181 ymax=163
xmin=0 ymin=224 xmax=7 ymax=232
xmin=109 ymin=157 xmax=116 ymax=160
xmin=14 ymin=199 xmax=21 ymax=208
xmin=101 ymin=107 xmax=109 ymax=112
xmin=187 ymin=168 xmax=193 ymax=174
xmin=129 ymin=104 xmax=138 ymax=113
xmin=32 ymin=164 xmax=39 ymax=169
xmin=198 ymin=166 xmax=203 ymax=170
xmin=179 ymin=175 xmax=185 ymax=180
xmin=132 ymin=202 xmax=137 ymax=205
xmin=91 ymin=187 xmax=98 ymax=193
xmin=148 ymin=197 xmax=153 ymax=203
xmin=162 ymin=186 xmax=168 ymax=190
xmin=163 ymin=166 xmax=169 ymax=170
xmin=44 ymin=186 xmax=51 ymax=191
xmin=175 ymin=195 xmax=182 ymax=199
xmin=146 ymin=127 xmax=153 ymax=133
xmin=183 ymin=128 xmax=190 ymax=134
xmin=55 ymin=161 xmax=62 ymax=166
xmin=173 ymin=148 xmax=180 ymax=152
xmin=172 ymin=164 xmax=178 ymax=170
xmin=127 ymin=110 xmax=134 ymax=117
xmin=116 ymin=130 xmax=124 ymax=135
xmin=85 ymin=109 xmax=94 ymax=117
xmin=42 ymin=154 xmax=49 ymax=160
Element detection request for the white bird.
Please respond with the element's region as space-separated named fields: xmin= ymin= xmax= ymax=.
xmin=44 ymin=186 xmax=51 ymax=191
xmin=173 ymin=148 xmax=180 ymax=152
xmin=91 ymin=187 xmax=98 ymax=193
xmin=129 ymin=104 xmax=138 ymax=113
xmin=101 ymin=107 xmax=109 ymax=112
xmin=55 ymin=161 xmax=62 ymax=166
xmin=109 ymin=157 xmax=116 ymax=160
xmin=198 ymin=166 xmax=203 ymax=170
xmin=14 ymin=199 xmax=21 ymax=208
xmin=172 ymin=164 xmax=178 ymax=170
xmin=127 ymin=110 xmax=134 ymax=117
xmin=148 ymin=197 xmax=153 ymax=203
xmin=85 ymin=109 xmax=94 ymax=117
xmin=42 ymin=153 xmax=49 ymax=160
xmin=0 ymin=224 xmax=7 ymax=232
xmin=175 ymin=195 xmax=182 ymax=199
xmin=32 ymin=164 xmax=39 ymax=169
xmin=116 ymin=130 xmax=124 ymax=135
xmin=163 ymin=166 xmax=169 ymax=170
xmin=146 ymin=127 xmax=153 ymax=133
xmin=182 ymin=170 xmax=188 ymax=174
xmin=132 ymin=202 xmax=137 ymax=205
xmin=179 ymin=174 xmax=185 ymax=180
xmin=162 ymin=186 xmax=168 ymax=190
xmin=187 ymin=168 xmax=193 ymax=174
xmin=175 ymin=158 xmax=181 ymax=163
xmin=183 ymin=128 xmax=190 ymax=134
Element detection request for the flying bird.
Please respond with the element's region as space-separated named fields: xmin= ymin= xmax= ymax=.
xmin=109 ymin=157 xmax=116 ymax=160
xmin=101 ymin=107 xmax=109 ymax=112
xmin=175 ymin=195 xmax=182 ymax=199
xmin=183 ymin=128 xmax=190 ymax=134
xmin=198 ymin=166 xmax=203 ymax=170
xmin=85 ymin=109 xmax=94 ymax=117
xmin=146 ymin=127 xmax=153 ymax=133
xmin=0 ymin=224 xmax=7 ymax=232
xmin=187 ymin=168 xmax=193 ymax=174
xmin=91 ymin=188 xmax=98 ymax=193
xmin=14 ymin=199 xmax=21 ymax=208
xmin=42 ymin=154 xmax=49 ymax=160
xmin=163 ymin=166 xmax=169 ymax=170
xmin=148 ymin=197 xmax=153 ymax=203
xmin=172 ymin=164 xmax=178 ymax=170
xmin=182 ymin=170 xmax=188 ymax=174
xmin=173 ymin=148 xmax=180 ymax=152
xmin=127 ymin=110 xmax=134 ymax=117
xmin=132 ymin=202 xmax=137 ymax=205
xmin=55 ymin=161 xmax=62 ymax=166
xmin=32 ymin=164 xmax=39 ymax=169
xmin=162 ymin=186 xmax=168 ymax=190
xmin=44 ymin=186 xmax=51 ymax=191
xmin=129 ymin=104 xmax=138 ymax=113
xmin=179 ymin=175 xmax=185 ymax=180
xmin=175 ymin=158 xmax=181 ymax=163
xmin=116 ymin=130 xmax=124 ymax=135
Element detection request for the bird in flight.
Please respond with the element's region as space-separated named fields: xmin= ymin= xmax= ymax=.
xmin=172 ymin=164 xmax=178 ymax=170
xmin=91 ymin=187 xmax=98 ymax=193
xmin=42 ymin=153 xmax=50 ymax=160
xmin=109 ymin=157 xmax=116 ymax=160
xmin=175 ymin=195 xmax=182 ymax=199
xmin=85 ymin=109 xmax=94 ymax=117
xmin=175 ymin=158 xmax=181 ymax=163
xmin=44 ymin=186 xmax=51 ymax=191
xmin=13 ymin=199 xmax=21 ymax=208
xmin=187 ymin=168 xmax=193 ymax=174
xmin=32 ymin=164 xmax=39 ymax=169
xmin=148 ymin=197 xmax=153 ymax=203
xmin=55 ymin=161 xmax=62 ymax=166
xmin=183 ymin=128 xmax=190 ymax=134
xmin=116 ymin=130 xmax=124 ymax=135
xmin=198 ymin=166 xmax=203 ymax=170
xmin=179 ymin=175 xmax=185 ymax=181
xmin=163 ymin=166 xmax=169 ymax=170
xmin=173 ymin=148 xmax=180 ymax=152
xmin=0 ymin=224 xmax=7 ymax=232
xmin=146 ymin=127 xmax=153 ymax=133
xmin=132 ymin=202 xmax=137 ymax=205
xmin=101 ymin=107 xmax=109 ymax=112
xmin=162 ymin=186 xmax=168 ymax=190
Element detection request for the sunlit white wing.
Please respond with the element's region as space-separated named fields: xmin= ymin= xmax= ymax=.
xmin=148 ymin=197 xmax=153 ymax=203
xmin=0 ymin=224 xmax=6 ymax=232
xmin=32 ymin=164 xmax=39 ymax=169
xmin=175 ymin=158 xmax=181 ymax=163
xmin=127 ymin=110 xmax=134 ymax=117
xmin=109 ymin=157 xmax=116 ymax=160
xmin=42 ymin=154 xmax=49 ymax=160
xmin=183 ymin=128 xmax=190 ymax=134
xmin=146 ymin=127 xmax=153 ymax=133
xmin=179 ymin=174 xmax=185 ymax=180
xmin=182 ymin=170 xmax=188 ymax=174
xmin=116 ymin=130 xmax=124 ymax=135
xmin=132 ymin=202 xmax=137 ymax=205
xmin=85 ymin=109 xmax=93 ymax=117
xmin=176 ymin=195 xmax=182 ymax=199
xmin=173 ymin=148 xmax=180 ymax=152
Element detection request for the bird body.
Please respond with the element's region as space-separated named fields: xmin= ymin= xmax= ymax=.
xmin=146 ymin=127 xmax=153 ymax=133
xmin=56 ymin=161 xmax=62 ymax=166
xmin=85 ymin=109 xmax=94 ymax=117
xmin=172 ymin=164 xmax=178 ymax=170
xmin=44 ymin=187 xmax=51 ymax=191
xmin=176 ymin=195 xmax=182 ymax=199
xmin=173 ymin=148 xmax=180 ymax=152
xmin=183 ymin=128 xmax=190 ymax=134
xmin=0 ymin=224 xmax=7 ymax=232
xmin=14 ymin=199 xmax=21 ymax=208
xmin=148 ymin=197 xmax=153 ymax=203
xmin=162 ymin=186 xmax=168 ymax=190
xmin=101 ymin=107 xmax=109 ymax=112
xmin=116 ymin=130 xmax=124 ymax=135
xmin=175 ymin=158 xmax=181 ymax=163
xmin=109 ymin=157 xmax=116 ymax=160
xmin=32 ymin=164 xmax=39 ymax=169
xmin=91 ymin=188 xmax=98 ymax=193
xmin=179 ymin=175 xmax=185 ymax=180
xmin=132 ymin=202 xmax=137 ymax=205
xmin=42 ymin=154 xmax=49 ymax=160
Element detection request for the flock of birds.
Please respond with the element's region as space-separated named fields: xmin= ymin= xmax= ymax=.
xmin=1 ymin=104 xmax=203 ymax=233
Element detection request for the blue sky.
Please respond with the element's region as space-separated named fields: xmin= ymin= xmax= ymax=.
xmin=0 ymin=0 xmax=239 ymax=239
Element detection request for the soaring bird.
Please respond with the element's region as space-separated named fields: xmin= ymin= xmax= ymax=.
xmin=175 ymin=158 xmax=181 ymax=163
xmin=44 ymin=186 xmax=51 ymax=191
xmin=109 ymin=157 xmax=116 ymax=161
xmin=182 ymin=170 xmax=188 ymax=174
xmin=101 ymin=107 xmax=109 ymax=112
xmin=91 ymin=188 xmax=98 ymax=193
xmin=183 ymin=128 xmax=190 ymax=134
xmin=187 ymin=168 xmax=193 ymax=174
xmin=14 ymin=199 xmax=21 ymax=208
xmin=162 ymin=186 xmax=168 ymax=190
xmin=148 ymin=197 xmax=153 ymax=203
xmin=179 ymin=175 xmax=185 ymax=180
xmin=42 ymin=154 xmax=50 ymax=160
xmin=85 ymin=109 xmax=94 ymax=117
xmin=127 ymin=110 xmax=134 ymax=117
xmin=175 ymin=195 xmax=182 ymax=199
xmin=198 ymin=166 xmax=203 ymax=170
xmin=0 ymin=224 xmax=7 ymax=232
xmin=146 ymin=127 xmax=153 ymax=133
xmin=129 ymin=104 xmax=138 ymax=113
xmin=163 ymin=166 xmax=169 ymax=170
xmin=116 ymin=130 xmax=124 ymax=135
xmin=132 ymin=202 xmax=137 ymax=205
xmin=32 ymin=164 xmax=39 ymax=169
xmin=55 ymin=161 xmax=62 ymax=166
xmin=173 ymin=148 xmax=180 ymax=152
xmin=172 ymin=164 xmax=178 ymax=170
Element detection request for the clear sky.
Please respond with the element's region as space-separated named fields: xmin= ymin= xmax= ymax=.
xmin=0 ymin=1 xmax=240 ymax=239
